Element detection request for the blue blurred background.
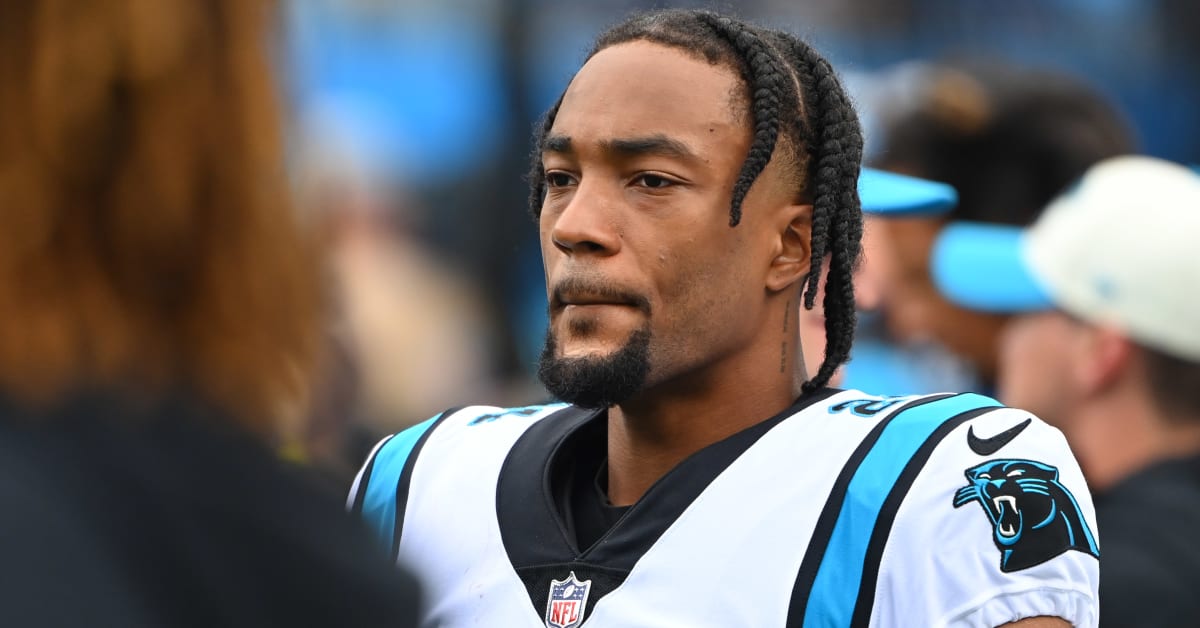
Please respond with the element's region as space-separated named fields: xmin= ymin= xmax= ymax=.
xmin=282 ymin=0 xmax=1199 ymax=435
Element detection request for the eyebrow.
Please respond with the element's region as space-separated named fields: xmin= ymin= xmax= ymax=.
xmin=542 ymin=134 xmax=572 ymax=154
xmin=605 ymin=135 xmax=699 ymax=162
xmin=541 ymin=133 xmax=701 ymax=164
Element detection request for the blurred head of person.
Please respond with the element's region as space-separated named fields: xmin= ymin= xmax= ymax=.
xmin=0 ymin=0 xmax=320 ymax=439
xmin=933 ymin=156 xmax=1200 ymax=490
xmin=871 ymin=61 xmax=1136 ymax=384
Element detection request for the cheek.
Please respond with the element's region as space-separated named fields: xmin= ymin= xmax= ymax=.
xmin=538 ymin=223 xmax=555 ymax=260
xmin=884 ymin=220 xmax=937 ymax=279
xmin=651 ymin=237 xmax=747 ymax=339
xmin=998 ymin=318 xmax=1064 ymax=417
xmin=655 ymin=230 xmax=729 ymax=296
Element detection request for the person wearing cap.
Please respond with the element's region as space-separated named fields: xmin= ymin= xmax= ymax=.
xmin=933 ymin=155 xmax=1200 ymax=626
xmin=868 ymin=61 xmax=1137 ymax=394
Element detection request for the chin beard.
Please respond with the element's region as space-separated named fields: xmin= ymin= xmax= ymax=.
xmin=537 ymin=327 xmax=651 ymax=409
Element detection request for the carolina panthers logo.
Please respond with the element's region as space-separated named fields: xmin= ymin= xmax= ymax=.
xmin=953 ymin=459 xmax=1099 ymax=572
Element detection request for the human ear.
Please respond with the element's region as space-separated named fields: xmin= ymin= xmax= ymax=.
xmin=765 ymin=204 xmax=813 ymax=293
xmin=1075 ymin=325 xmax=1133 ymax=395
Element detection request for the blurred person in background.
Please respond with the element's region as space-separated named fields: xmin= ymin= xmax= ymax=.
xmin=0 ymin=1 xmax=419 ymax=625
xmin=285 ymin=0 xmax=549 ymax=483
xmin=856 ymin=61 xmax=1136 ymax=394
xmin=934 ymin=156 xmax=1200 ymax=627
xmin=292 ymin=127 xmax=506 ymax=484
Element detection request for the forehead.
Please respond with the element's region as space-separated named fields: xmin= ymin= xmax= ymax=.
xmin=551 ymin=41 xmax=745 ymax=144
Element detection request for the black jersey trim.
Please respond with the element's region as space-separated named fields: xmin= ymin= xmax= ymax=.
xmin=786 ymin=393 xmax=955 ymax=627
xmin=848 ymin=405 xmax=1000 ymax=627
xmin=584 ymin=387 xmax=842 ymax=568
xmin=350 ymin=433 xmax=396 ymax=515
xmin=498 ymin=388 xmax=843 ymax=620
xmin=498 ymin=405 xmax=600 ymax=565
xmin=390 ymin=406 xmax=462 ymax=556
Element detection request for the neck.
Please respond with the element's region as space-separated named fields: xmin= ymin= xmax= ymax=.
xmin=604 ymin=315 xmax=805 ymax=506
xmin=1068 ymin=390 xmax=1200 ymax=493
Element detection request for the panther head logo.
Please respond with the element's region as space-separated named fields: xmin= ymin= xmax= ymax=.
xmin=953 ymin=459 xmax=1099 ymax=572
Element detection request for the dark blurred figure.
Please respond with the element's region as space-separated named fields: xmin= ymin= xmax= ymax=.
xmin=869 ymin=61 xmax=1136 ymax=391
xmin=0 ymin=1 xmax=419 ymax=626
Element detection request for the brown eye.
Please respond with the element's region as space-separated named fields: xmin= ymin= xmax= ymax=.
xmin=545 ymin=172 xmax=574 ymax=187
xmin=635 ymin=174 xmax=672 ymax=189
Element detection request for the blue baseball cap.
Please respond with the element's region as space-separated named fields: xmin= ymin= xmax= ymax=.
xmin=931 ymin=222 xmax=1052 ymax=312
xmin=857 ymin=168 xmax=958 ymax=215
xmin=931 ymin=156 xmax=1200 ymax=361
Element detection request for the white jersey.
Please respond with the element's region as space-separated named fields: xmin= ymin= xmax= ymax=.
xmin=351 ymin=389 xmax=1099 ymax=627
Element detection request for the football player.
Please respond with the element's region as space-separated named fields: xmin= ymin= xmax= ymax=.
xmin=353 ymin=10 xmax=1097 ymax=627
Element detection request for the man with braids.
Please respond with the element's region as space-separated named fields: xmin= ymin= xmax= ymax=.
xmin=353 ymin=9 xmax=1097 ymax=627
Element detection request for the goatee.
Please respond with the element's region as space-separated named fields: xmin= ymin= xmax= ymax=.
xmin=537 ymin=327 xmax=651 ymax=409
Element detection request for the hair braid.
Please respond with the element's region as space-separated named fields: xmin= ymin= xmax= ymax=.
xmin=776 ymin=38 xmax=863 ymax=392
xmin=693 ymin=13 xmax=791 ymax=226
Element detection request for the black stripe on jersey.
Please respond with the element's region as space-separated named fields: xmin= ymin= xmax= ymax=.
xmin=499 ymin=388 xmax=843 ymax=622
xmin=391 ymin=406 xmax=462 ymax=556
xmin=787 ymin=393 xmax=954 ymax=627
xmin=590 ymin=388 xmax=844 ymax=567
xmin=498 ymin=405 xmax=598 ymax=561
xmin=848 ymin=405 xmax=1000 ymax=627
xmin=349 ymin=433 xmax=396 ymax=515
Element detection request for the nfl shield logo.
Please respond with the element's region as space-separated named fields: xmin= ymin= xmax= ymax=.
xmin=544 ymin=571 xmax=592 ymax=628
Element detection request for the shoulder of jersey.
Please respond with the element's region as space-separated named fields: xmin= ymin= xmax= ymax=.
xmin=823 ymin=393 xmax=1099 ymax=625
xmin=347 ymin=402 xmax=571 ymax=540
xmin=811 ymin=389 xmax=1081 ymax=483
xmin=374 ymin=401 xmax=572 ymax=460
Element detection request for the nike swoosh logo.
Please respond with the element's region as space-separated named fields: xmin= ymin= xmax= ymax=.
xmin=967 ymin=418 xmax=1032 ymax=456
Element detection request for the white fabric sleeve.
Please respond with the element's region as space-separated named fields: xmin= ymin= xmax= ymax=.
xmin=869 ymin=407 xmax=1100 ymax=628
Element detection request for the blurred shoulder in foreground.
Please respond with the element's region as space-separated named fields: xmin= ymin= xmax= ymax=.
xmin=0 ymin=1 xmax=419 ymax=625
xmin=0 ymin=394 xmax=421 ymax=627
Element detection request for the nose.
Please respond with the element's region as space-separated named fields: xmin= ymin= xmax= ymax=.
xmin=548 ymin=181 xmax=621 ymax=257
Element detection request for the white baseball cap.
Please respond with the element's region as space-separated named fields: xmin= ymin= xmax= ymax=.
xmin=932 ymin=155 xmax=1200 ymax=361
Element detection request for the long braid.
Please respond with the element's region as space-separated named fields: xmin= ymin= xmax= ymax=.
xmin=692 ymin=13 xmax=793 ymax=226
xmin=776 ymin=37 xmax=864 ymax=392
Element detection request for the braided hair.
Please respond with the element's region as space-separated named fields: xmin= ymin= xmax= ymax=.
xmin=527 ymin=9 xmax=864 ymax=392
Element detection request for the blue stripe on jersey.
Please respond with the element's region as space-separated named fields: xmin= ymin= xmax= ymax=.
xmin=803 ymin=393 xmax=1001 ymax=628
xmin=361 ymin=415 xmax=441 ymax=547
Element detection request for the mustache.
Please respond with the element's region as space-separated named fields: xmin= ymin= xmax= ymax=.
xmin=550 ymin=276 xmax=652 ymax=314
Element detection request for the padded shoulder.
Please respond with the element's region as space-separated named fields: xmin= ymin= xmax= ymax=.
xmin=347 ymin=403 xmax=567 ymax=550
xmin=875 ymin=405 xmax=1099 ymax=627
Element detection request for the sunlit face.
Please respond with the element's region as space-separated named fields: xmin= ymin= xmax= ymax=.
xmin=998 ymin=310 xmax=1084 ymax=427
xmin=537 ymin=41 xmax=795 ymax=406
